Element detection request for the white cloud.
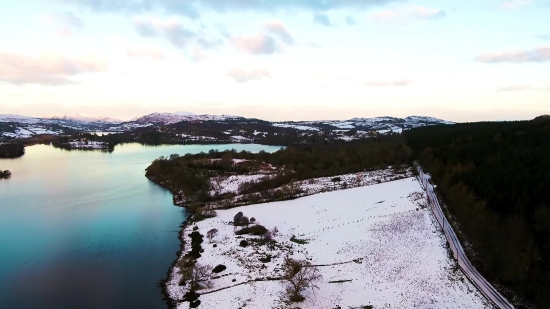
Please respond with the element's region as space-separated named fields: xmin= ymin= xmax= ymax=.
xmin=372 ymin=6 xmax=446 ymax=25
xmin=231 ymin=34 xmax=279 ymax=55
xmin=475 ymin=46 xmax=550 ymax=63
xmin=226 ymin=68 xmax=272 ymax=83
xmin=42 ymin=11 xmax=84 ymax=37
xmin=502 ymin=0 xmax=532 ymax=9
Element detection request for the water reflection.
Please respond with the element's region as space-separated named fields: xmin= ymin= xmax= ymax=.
xmin=0 ymin=143 xmax=281 ymax=308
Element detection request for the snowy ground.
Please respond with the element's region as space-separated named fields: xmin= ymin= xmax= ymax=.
xmin=1 ymin=125 xmax=62 ymax=139
xmin=167 ymin=176 xmax=490 ymax=309
xmin=67 ymin=141 xmax=109 ymax=149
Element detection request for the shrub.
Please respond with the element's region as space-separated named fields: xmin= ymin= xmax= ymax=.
xmin=250 ymin=217 xmax=256 ymax=224
xmin=190 ymin=300 xmax=201 ymax=308
xmin=235 ymin=224 xmax=268 ymax=236
xmin=239 ymin=240 xmax=248 ymax=247
xmin=233 ymin=212 xmax=243 ymax=225
xmin=290 ymin=236 xmax=309 ymax=244
xmin=259 ymin=255 xmax=272 ymax=263
xmin=187 ymin=231 xmax=204 ymax=259
xmin=233 ymin=212 xmax=250 ymax=226
xmin=206 ymin=228 xmax=219 ymax=243
xmin=212 ymin=264 xmax=227 ymax=273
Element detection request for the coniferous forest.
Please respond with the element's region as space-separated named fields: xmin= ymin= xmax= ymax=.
xmin=406 ymin=116 xmax=550 ymax=308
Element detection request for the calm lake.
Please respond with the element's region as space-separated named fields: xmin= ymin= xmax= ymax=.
xmin=0 ymin=143 xmax=281 ymax=309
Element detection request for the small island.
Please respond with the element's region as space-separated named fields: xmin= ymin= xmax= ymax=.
xmin=54 ymin=138 xmax=114 ymax=151
xmin=0 ymin=170 xmax=11 ymax=179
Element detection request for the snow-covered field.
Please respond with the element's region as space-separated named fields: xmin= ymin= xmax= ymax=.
xmin=167 ymin=177 xmax=490 ymax=309
xmin=272 ymin=123 xmax=321 ymax=131
xmin=1 ymin=125 xmax=62 ymax=139
xmin=67 ymin=141 xmax=108 ymax=149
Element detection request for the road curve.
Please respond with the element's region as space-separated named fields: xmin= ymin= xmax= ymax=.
xmin=417 ymin=165 xmax=514 ymax=309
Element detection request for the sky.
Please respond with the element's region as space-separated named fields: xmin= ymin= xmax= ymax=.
xmin=0 ymin=0 xmax=549 ymax=122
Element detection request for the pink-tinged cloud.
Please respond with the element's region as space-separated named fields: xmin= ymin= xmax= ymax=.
xmin=372 ymin=6 xmax=446 ymax=25
xmin=502 ymin=0 xmax=532 ymax=9
xmin=475 ymin=47 xmax=550 ymax=63
xmin=191 ymin=47 xmax=206 ymax=61
xmin=226 ymin=68 xmax=272 ymax=83
xmin=43 ymin=11 xmax=84 ymax=37
xmin=363 ymin=79 xmax=413 ymax=86
xmin=0 ymin=51 xmax=107 ymax=86
xmin=125 ymin=46 xmax=164 ymax=60
xmin=262 ymin=20 xmax=293 ymax=44
xmin=231 ymin=34 xmax=278 ymax=54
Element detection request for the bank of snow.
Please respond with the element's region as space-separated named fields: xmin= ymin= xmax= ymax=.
xmin=166 ymin=177 xmax=490 ymax=309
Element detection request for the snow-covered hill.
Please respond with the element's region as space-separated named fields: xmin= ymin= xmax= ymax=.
xmin=48 ymin=114 xmax=122 ymax=124
xmin=1 ymin=112 xmax=455 ymax=141
xmin=275 ymin=116 xmax=454 ymax=133
xmin=132 ymin=112 xmax=243 ymax=125
xmin=0 ymin=114 xmax=40 ymax=124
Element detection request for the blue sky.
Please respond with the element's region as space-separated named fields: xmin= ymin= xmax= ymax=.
xmin=0 ymin=0 xmax=549 ymax=121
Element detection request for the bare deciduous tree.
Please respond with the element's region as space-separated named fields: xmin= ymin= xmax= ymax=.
xmin=210 ymin=175 xmax=227 ymax=197
xmin=280 ymin=258 xmax=322 ymax=302
xmin=206 ymin=228 xmax=219 ymax=243
xmin=180 ymin=263 xmax=213 ymax=291
xmin=271 ymin=226 xmax=279 ymax=237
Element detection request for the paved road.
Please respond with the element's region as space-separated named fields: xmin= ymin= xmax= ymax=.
xmin=417 ymin=166 xmax=514 ymax=309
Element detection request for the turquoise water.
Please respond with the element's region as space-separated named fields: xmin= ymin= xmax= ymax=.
xmin=0 ymin=143 xmax=281 ymax=309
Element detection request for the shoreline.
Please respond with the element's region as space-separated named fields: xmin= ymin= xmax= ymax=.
xmin=151 ymin=168 xmax=415 ymax=307
xmin=161 ymin=214 xmax=192 ymax=309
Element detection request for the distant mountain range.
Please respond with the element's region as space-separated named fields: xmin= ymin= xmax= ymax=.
xmin=0 ymin=112 xmax=455 ymax=140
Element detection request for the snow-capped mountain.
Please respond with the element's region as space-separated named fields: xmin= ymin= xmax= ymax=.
xmin=132 ymin=112 xmax=243 ymax=125
xmin=1 ymin=111 xmax=455 ymax=141
xmin=48 ymin=114 xmax=122 ymax=124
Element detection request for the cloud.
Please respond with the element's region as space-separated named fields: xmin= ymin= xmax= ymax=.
xmin=372 ymin=6 xmax=446 ymax=25
xmin=538 ymin=35 xmax=550 ymax=41
xmin=363 ymin=79 xmax=413 ymax=86
xmin=106 ymin=37 xmax=164 ymax=60
xmin=313 ymin=13 xmax=332 ymax=26
xmin=191 ymin=47 xmax=206 ymax=61
xmin=0 ymin=51 xmax=107 ymax=86
xmin=133 ymin=17 xmax=194 ymax=47
xmin=345 ymin=15 xmax=357 ymax=25
xmin=475 ymin=47 xmax=550 ymax=63
xmin=226 ymin=68 xmax=272 ymax=83
xmin=497 ymin=84 xmax=532 ymax=91
xmin=502 ymin=0 xmax=532 ymax=9
xmin=125 ymin=45 xmax=164 ymax=60
xmin=231 ymin=34 xmax=278 ymax=55
xmin=43 ymin=11 xmax=84 ymax=37
xmin=262 ymin=20 xmax=293 ymax=45
xmin=60 ymin=0 xmax=398 ymax=17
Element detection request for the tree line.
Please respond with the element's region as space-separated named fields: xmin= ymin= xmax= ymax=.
xmin=406 ymin=116 xmax=550 ymax=308
xmin=145 ymin=135 xmax=411 ymax=205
